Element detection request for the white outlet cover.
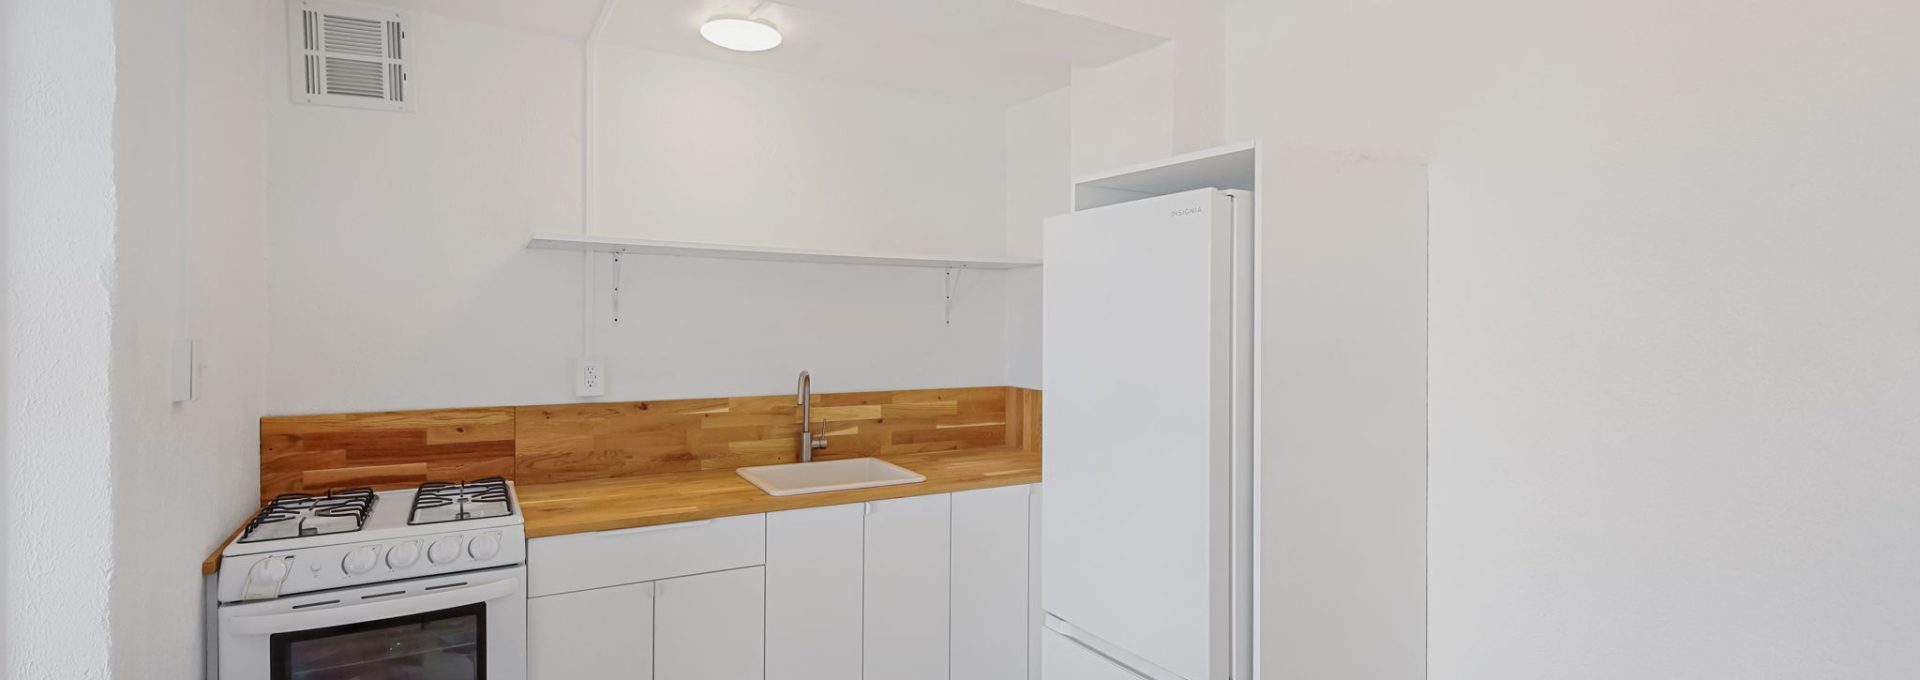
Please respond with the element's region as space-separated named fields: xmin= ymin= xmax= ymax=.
xmin=574 ymin=356 xmax=607 ymax=397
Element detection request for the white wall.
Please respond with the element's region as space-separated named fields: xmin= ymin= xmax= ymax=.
xmin=267 ymin=11 xmax=581 ymax=414
xmin=2 ymin=0 xmax=119 ymax=676
xmin=1061 ymin=1 xmax=1226 ymax=177
xmin=1228 ymin=0 xmax=1920 ymax=677
xmin=592 ymin=46 xmax=1012 ymax=258
xmin=1003 ymin=88 xmax=1070 ymax=389
xmin=107 ymin=0 xmax=272 ymax=676
xmin=267 ymin=13 xmax=1015 ymax=414
xmin=1006 ymin=88 xmax=1071 ymax=261
xmin=1069 ymin=46 xmax=1179 ymax=176
xmin=1254 ymin=148 xmax=1428 ymax=680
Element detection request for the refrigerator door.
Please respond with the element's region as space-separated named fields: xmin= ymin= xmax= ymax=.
xmin=1042 ymin=188 xmax=1236 ymax=680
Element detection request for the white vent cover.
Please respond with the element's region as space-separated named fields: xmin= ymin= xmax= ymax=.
xmin=287 ymin=1 xmax=411 ymax=111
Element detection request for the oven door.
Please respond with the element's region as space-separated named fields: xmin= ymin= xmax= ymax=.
xmin=219 ymin=565 xmax=526 ymax=680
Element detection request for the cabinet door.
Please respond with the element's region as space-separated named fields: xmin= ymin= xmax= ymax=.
xmin=528 ymin=581 xmax=654 ymax=680
xmin=1029 ymin=485 xmax=1045 ymax=680
xmin=655 ymin=566 xmax=765 ymax=680
xmin=952 ymin=485 xmax=1033 ymax=680
xmin=865 ymin=493 xmax=952 ymax=680
xmin=767 ymin=504 xmax=864 ymax=680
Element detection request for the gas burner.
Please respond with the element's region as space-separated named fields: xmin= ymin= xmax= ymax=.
xmin=237 ymin=488 xmax=377 ymax=543
xmin=409 ymin=477 xmax=515 ymax=525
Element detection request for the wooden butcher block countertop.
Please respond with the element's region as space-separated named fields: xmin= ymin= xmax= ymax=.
xmin=205 ymin=448 xmax=1039 ymax=574
xmin=517 ymin=447 xmax=1041 ymax=538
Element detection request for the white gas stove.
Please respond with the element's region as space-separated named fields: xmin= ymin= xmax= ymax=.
xmin=213 ymin=478 xmax=528 ymax=679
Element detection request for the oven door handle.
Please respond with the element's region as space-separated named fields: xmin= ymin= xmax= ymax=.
xmin=228 ymin=578 xmax=519 ymax=637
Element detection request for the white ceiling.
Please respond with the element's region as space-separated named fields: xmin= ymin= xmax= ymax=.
xmin=374 ymin=0 xmax=607 ymax=40
xmin=375 ymin=0 xmax=1167 ymax=104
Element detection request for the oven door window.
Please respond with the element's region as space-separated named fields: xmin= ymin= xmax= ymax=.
xmin=271 ymin=602 xmax=487 ymax=680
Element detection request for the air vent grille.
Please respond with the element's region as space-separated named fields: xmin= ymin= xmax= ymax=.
xmin=321 ymin=15 xmax=386 ymax=57
xmin=287 ymin=1 xmax=412 ymax=111
xmin=324 ymin=57 xmax=385 ymax=98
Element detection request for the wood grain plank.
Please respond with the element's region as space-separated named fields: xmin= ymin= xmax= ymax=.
xmin=516 ymin=448 xmax=1040 ymax=538
xmin=513 ymin=387 xmax=1024 ymax=484
xmin=259 ymin=407 xmax=516 ymax=502
xmin=302 ymin=463 xmax=431 ymax=490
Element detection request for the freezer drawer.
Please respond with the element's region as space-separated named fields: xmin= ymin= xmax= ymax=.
xmin=1043 ymin=619 xmax=1186 ymax=680
xmin=1045 ymin=629 xmax=1137 ymax=680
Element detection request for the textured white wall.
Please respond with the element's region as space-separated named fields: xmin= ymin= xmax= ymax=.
xmin=2 ymin=0 xmax=119 ymax=676
xmin=106 ymin=0 xmax=271 ymax=676
xmin=0 ymin=1 xmax=11 ymax=668
xmin=1228 ymin=0 xmax=1920 ymax=677
xmin=266 ymin=12 xmax=1015 ymax=414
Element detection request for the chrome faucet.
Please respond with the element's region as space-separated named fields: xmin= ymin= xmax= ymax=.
xmin=796 ymin=370 xmax=828 ymax=462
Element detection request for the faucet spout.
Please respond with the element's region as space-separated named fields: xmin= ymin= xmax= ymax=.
xmin=796 ymin=371 xmax=826 ymax=462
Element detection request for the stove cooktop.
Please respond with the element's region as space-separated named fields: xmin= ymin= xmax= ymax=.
xmin=225 ymin=478 xmax=521 ymax=557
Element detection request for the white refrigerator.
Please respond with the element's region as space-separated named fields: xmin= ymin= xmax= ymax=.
xmin=1041 ymin=188 xmax=1254 ymax=680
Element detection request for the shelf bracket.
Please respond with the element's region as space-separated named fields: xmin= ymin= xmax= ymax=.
xmin=610 ymin=252 xmax=624 ymax=325
xmin=944 ymin=266 xmax=966 ymax=326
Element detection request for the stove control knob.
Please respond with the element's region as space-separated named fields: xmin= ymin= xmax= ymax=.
xmin=468 ymin=532 xmax=502 ymax=561
xmin=387 ymin=541 xmax=422 ymax=569
xmin=342 ymin=546 xmax=380 ymax=575
xmin=428 ymin=536 xmax=464 ymax=565
xmin=250 ymin=556 xmax=291 ymax=585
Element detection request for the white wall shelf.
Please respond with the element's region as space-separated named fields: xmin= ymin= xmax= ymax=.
xmin=1072 ymin=141 xmax=1257 ymax=211
xmin=528 ymin=233 xmax=1042 ymax=270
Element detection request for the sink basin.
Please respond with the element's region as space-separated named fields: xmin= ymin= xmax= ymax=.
xmin=736 ymin=457 xmax=927 ymax=496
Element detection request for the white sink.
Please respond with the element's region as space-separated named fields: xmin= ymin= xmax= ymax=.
xmin=736 ymin=457 xmax=927 ymax=496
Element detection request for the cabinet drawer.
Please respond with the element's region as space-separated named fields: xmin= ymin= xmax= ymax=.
xmin=528 ymin=514 xmax=766 ymax=597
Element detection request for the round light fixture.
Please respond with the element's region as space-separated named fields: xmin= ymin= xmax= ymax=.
xmin=700 ymin=16 xmax=783 ymax=52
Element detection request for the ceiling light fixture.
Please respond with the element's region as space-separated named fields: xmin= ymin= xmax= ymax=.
xmin=700 ymin=16 xmax=783 ymax=52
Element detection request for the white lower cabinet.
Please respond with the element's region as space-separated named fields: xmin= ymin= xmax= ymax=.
xmin=865 ymin=493 xmax=953 ymax=680
xmin=952 ymin=484 xmax=1034 ymax=680
xmin=528 ymin=580 xmax=655 ymax=679
xmin=534 ymin=485 xmax=1038 ymax=680
xmin=526 ymin=516 xmax=767 ymax=680
xmin=766 ymin=504 xmax=864 ymax=680
xmin=656 ymin=566 xmax=766 ymax=680
xmin=530 ymin=567 xmax=767 ymax=680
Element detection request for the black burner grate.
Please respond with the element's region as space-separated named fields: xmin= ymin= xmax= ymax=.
xmin=237 ymin=487 xmax=377 ymax=543
xmin=408 ymin=476 xmax=514 ymax=525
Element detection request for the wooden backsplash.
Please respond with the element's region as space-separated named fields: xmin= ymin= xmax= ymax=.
xmin=260 ymin=387 xmax=1041 ymax=501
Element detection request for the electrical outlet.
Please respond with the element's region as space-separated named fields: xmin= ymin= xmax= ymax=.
xmin=574 ymin=356 xmax=607 ymax=397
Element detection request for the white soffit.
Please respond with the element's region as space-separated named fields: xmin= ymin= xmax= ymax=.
xmin=596 ymin=0 xmax=1168 ymax=104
